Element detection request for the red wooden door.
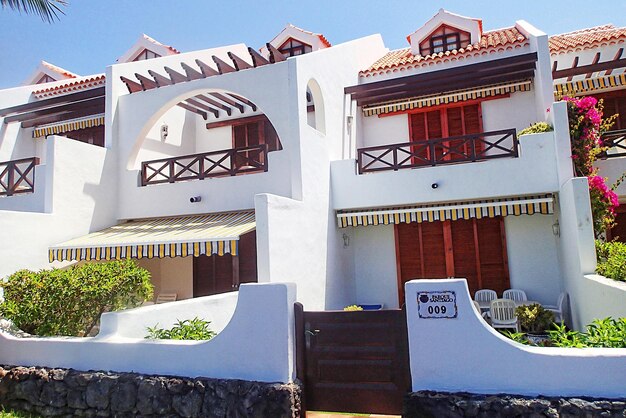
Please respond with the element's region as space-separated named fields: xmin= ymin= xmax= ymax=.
xmin=409 ymin=103 xmax=484 ymax=164
xmin=396 ymin=217 xmax=509 ymax=304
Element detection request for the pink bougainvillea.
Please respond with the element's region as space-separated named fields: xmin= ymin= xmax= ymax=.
xmin=566 ymin=96 xmax=621 ymax=238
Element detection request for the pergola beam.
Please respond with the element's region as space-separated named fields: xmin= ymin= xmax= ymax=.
xmin=135 ymin=73 xmax=158 ymax=90
xmin=164 ymin=66 xmax=189 ymax=84
xmin=213 ymin=56 xmax=236 ymax=74
xmin=228 ymin=93 xmax=257 ymax=111
xmin=228 ymin=52 xmax=253 ymax=71
xmin=148 ymin=70 xmax=173 ymax=87
xmin=266 ymin=43 xmax=286 ymax=63
xmin=210 ymin=93 xmax=245 ymax=113
xmin=121 ymin=76 xmax=143 ymax=94
xmin=181 ymin=62 xmax=205 ymax=80
xmin=185 ymin=98 xmax=219 ymax=118
xmin=21 ymin=105 xmax=104 ymax=129
xmin=4 ymin=97 xmax=104 ymax=124
xmin=177 ymin=103 xmax=208 ymax=120
xmin=552 ymin=56 xmax=626 ymax=79
xmin=0 ymin=86 xmax=105 ymax=117
xmin=195 ymin=59 xmax=219 ymax=77
xmin=248 ymin=47 xmax=270 ymax=67
xmin=195 ymin=95 xmax=232 ymax=116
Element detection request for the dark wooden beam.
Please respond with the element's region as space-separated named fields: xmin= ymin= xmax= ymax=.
xmin=566 ymin=57 xmax=579 ymax=82
xmin=4 ymin=98 xmax=104 ymax=124
xmin=228 ymin=93 xmax=257 ymax=111
xmin=121 ymin=76 xmax=144 ymax=94
xmin=213 ymin=56 xmax=236 ymax=74
xmin=135 ymin=73 xmax=158 ymax=90
xmin=248 ymin=47 xmax=270 ymax=67
xmin=357 ymin=69 xmax=536 ymax=107
xmin=552 ymin=60 xmax=558 ymax=73
xmin=586 ymin=53 xmax=601 ymax=78
xmin=181 ymin=62 xmax=205 ymax=80
xmin=228 ymin=52 xmax=252 ymax=71
xmin=210 ymin=93 xmax=245 ymax=113
xmin=553 ymin=56 xmax=626 ymax=79
xmin=164 ymin=66 xmax=189 ymax=84
xmin=606 ymin=48 xmax=623 ymax=76
xmin=21 ymin=105 xmax=104 ymax=128
xmin=184 ymin=98 xmax=219 ymax=118
xmin=177 ymin=103 xmax=207 ymax=120
xmin=148 ymin=70 xmax=173 ymax=87
xmin=195 ymin=95 xmax=232 ymax=116
xmin=266 ymin=43 xmax=286 ymax=63
xmin=345 ymin=53 xmax=538 ymax=96
xmin=195 ymin=59 xmax=219 ymax=77
xmin=206 ymin=114 xmax=268 ymax=130
xmin=0 ymin=86 xmax=105 ymax=117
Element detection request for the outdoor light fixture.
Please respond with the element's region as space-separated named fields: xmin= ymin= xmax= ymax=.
xmin=190 ymin=196 xmax=202 ymax=203
xmin=552 ymin=220 xmax=560 ymax=237
xmin=346 ymin=115 xmax=353 ymax=129
xmin=160 ymin=124 xmax=169 ymax=141
xmin=431 ymin=183 xmax=439 ymax=189
xmin=342 ymin=233 xmax=350 ymax=248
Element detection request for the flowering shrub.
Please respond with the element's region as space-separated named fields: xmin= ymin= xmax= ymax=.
xmin=565 ymin=96 xmax=620 ymax=238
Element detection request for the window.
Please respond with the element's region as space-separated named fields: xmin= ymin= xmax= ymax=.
xmin=133 ymin=49 xmax=161 ymax=61
xmin=419 ymin=25 xmax=471 ymax=56
xmin=278 ymin=38 xmax=312 ymax=57
xmin=35 ymin=74 xmax=56 ymax=84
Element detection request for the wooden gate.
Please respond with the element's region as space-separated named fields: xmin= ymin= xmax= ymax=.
xmin=295 ymin=304 xmax=410 ymax=415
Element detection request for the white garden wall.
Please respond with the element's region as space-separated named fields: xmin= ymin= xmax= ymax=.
xmin=576 ymin=275 xmax=626 ymax=326
xmin=0 ymin=283 xmax=296 ymax=384
xmin=99 ymin=291 xmax=239 ymax=338
xmin=406 ymin=278 xmax=626 ymax=398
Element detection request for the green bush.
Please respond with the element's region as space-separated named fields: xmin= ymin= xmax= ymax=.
xmin=146 ymin=317 xmax=216 ymax=340
xmin=518 ymin=122 xmax=553 ymax=136
xmin=549 ymin=318 xmax=626 ymax=348
xmin=515 ymin=303 xmax=555 ymax=334
xmin=596 ymin=240 xmax=626 ymax=281
xmin=0 ymin=261 xmax=153 ymax=337
xmin=343 ymin=305 xmax=363 ymax=311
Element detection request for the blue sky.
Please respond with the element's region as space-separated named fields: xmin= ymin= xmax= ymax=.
xmin=1 ymin=0 xmax=625 ymax=89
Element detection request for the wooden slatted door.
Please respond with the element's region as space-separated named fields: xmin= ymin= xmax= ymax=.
xmin=409 ymin=103 xmax=484 ymax=164
xmin=395 ymin=217 xmax=510 ymax=304
xmin=193 ymin=231 xmax=258 ymax=297
xmin=298 ymin=307 xmax=410 ymax=415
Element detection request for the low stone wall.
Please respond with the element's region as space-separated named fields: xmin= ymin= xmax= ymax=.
xmin=0 ymin=366 xmax=301 ymax=417
xmin=404 ymin=391 xmax=626 ymax=417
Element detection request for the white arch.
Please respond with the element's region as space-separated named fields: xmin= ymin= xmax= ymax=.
xmin=306 ymin=78 xmax=325 ymax=135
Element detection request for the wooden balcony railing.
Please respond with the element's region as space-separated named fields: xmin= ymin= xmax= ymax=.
xmin=357 ymin=129 xmax=518 ymax=174
xmin=0 ymin=157 xmax=39 ymax=197
xmin=141 ymin=144 xmax=268 ymax=186
xmin=600 ymin=129 xmax=626 ymax=158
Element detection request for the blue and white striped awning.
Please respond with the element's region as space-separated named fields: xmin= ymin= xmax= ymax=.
xmin=49 ymin=211 xmax=255 ymax=262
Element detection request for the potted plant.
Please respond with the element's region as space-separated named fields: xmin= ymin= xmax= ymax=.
xmin=516 ymin=304 xmax=555 ymax=344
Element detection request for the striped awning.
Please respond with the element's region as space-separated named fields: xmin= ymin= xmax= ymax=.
xmin=49 ymin=211 xmax=255 ymax=262
xmin=554 ymin=73 xmax=626 ymax=98
xmin=362 ymin=80 xmax=533 ymax=117
xmin=337 ymin=194 xmax=554 ymax=228
xmin=33 ymin=114 xmax=105 ymax=138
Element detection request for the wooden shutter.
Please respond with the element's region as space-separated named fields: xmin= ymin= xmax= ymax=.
xmin=395 ymin=216 xmax=509 ymax=304
xmin=238 ymin=231 xmax=258 ymax=284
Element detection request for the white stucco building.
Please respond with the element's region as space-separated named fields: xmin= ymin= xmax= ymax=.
xmin=0 ymin=10 xmax=614 ymax=327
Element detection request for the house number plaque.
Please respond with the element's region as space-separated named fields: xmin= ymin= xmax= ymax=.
xmin=417 ymin=291 xmax=457 ymax=319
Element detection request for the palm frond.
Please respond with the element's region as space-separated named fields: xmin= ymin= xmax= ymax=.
xmin=1 ymin=0 xmax=67 ymax=23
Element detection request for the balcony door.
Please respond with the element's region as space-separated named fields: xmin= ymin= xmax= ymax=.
xmin=409 ymin=103 xmax=483 ymax=165
xmin=193 ymin=231 xmax=258 ymax=297
xmin=232 ymin=116 xmax=281 ymax=169
xmin=395 ymin=217 xmax=509 ymax=304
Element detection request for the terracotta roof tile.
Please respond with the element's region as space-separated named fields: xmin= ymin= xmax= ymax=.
xmin=40 ymin=61 xmax=78 ymax=79
xmin=33 ymin=75 xmax=106 ymax=99
xmin=143 ymin=34 xmax=180 ymax=55
xmin=549 ymin=25 xmax=626 ymax=54
xmin=361 ymin=26 xmax=527 ymax=77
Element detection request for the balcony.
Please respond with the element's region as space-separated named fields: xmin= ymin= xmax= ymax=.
xmin=600 ymin=130 xmax=626 ymax=158
xmin=357 ymin=129 xmax=518 ymax=174
xmin=141 ymin=144 xmax=268 ymax=186
xmin=0 ymin=157 xmax=39 ymax=197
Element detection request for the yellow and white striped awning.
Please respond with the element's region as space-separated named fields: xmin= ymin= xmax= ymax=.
xmin=337 ymin=194 xmax=554 ymax=228
xmin=362 ymin=80 xmax=533 ymax=117
xmin=49 ymin=211 xmax=256 ymax=262
xmin=554 ymin=73 xmax=626 ymax=98
xmin=33 ymin=114 xmax=105 ymax=138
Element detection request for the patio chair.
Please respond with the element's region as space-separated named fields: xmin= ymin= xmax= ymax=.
xmin=474 ymin=289 xmax=498 ymax=303
xmin=503 ymin=288 xmax=527 ymax=302
xmin=490 ymin=299 xmax=520 ymax=332
xmin=472 ymin=300 xmax=488 ymax=319
xmin=155 ymin=293 xmax=177 ymax=304
xmin=544 ymin=292 xmax=567 ymax=323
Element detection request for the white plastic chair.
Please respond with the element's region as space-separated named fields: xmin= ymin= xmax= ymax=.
xmin=544 ymin=292 xmax=566 ymax=323
xmin=472 ymin=300 xmax=488 ymax=319
xmin=155 ymin=293 xmax=177 ymax=304
xmin=474 ymin=289 xmax=498 ymax=303
xmin=490 ymin=299 xmax=520 ymax=332
xmin=503 ymin=289 xmax=528 ymax=302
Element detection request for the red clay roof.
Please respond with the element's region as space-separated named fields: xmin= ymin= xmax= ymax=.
xmin=361 ymin=26 xmax=527 ymax=78
xmin=549 ymin=24 xmax=626 ymax=54
xmin=33 ymin=75 xmax=105 ymax=98
xmin=142 ymin=34 xmax=180 ymax=55
xmin=40 ymin=61 xmax=78 ymax=79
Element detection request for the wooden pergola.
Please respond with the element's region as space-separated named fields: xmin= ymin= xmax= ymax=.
xmin=552 ymin=48 xmax=626 ymax=81
xmin=120 ymin=44 xmax=287 ymax=120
